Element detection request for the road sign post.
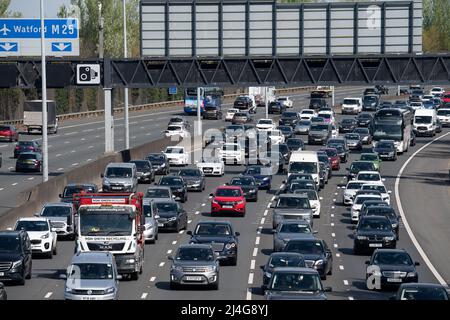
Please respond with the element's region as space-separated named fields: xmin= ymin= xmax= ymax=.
xmin=0 ymin=18 xmax=79 ymax=56
xmin=40 ymin=0 xmax=48 ymax=182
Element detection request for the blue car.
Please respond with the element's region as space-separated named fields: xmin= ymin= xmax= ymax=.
xmin=242 ymin=165 xmax=272 ymax=190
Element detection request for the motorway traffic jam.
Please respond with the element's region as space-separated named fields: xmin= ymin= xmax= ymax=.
xmin=0 ymin=85 xmax=450 ymax=301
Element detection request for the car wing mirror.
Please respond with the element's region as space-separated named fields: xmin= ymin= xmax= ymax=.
xmin=58 ymin=194 xmax=63 ymax=198
xmin=186 ymin=230 xmax=193 ymax=236
xmin=100 ymin=173 xmax=104 ymax=178
xmin=235 ymin=232 xmax=240 ymax=237
xmin=167 ymin=255 xmax=174 ymax=261
xmin=59 ymin=273 xmax=67 ymax=279
xmin=414 ymin=262 xmax=420 ymax=266
xmin=116 ymin=274 xmax=123 ymax=280
xmin=324 ymin=287 xmax=332 ymax=292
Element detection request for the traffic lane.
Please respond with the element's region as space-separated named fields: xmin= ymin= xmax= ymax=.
xmin=398 ymin=132 xmax=450 ymax=283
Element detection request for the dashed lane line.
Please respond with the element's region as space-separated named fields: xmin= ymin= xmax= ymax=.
xmin=339 ymin=265 xmax=344 ymax=270
xmin=158 ymin=262 xmax=165 ymax=267
xmin=141 ymin=293 xmax=148 ymax=299
xmin=167 ymin=250 xmax=172 ymax=254
xmin=250 ymin=260 xmax=255 ymax=270
xmin=195 ymin=211 xmax=199 ymax=215
xmin=336 ymin=253 xmax=340 ymax=257
xmin=246 ymin=289 xmax=252 ymax=300
xmin=343 ymin=280 xmax=349 ymax=286
xmin=248 ymin=273 xmax=254 ymax=285
xmin=150 ymin=277 xmax=156 ymax=282
xmin=44 ymin=292 xmax=53 ymax=299
xmin=260 ymin=218 xmax=265 ymax=225
xmin=252 ymin=248 xmax=258 ymax=257
xmin=28 ymin=177 xmax=34 ymax=180
xmin=255 ymin=237 xmax=260 ymax=245
xmin=172 ymin=241 xmax=177 ymax=245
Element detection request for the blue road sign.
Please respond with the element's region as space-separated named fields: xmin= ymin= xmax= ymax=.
xmin=52 ymin=42 xmax=72 ymax=52
xmin=0 ymin=42 xmax=18 ymax=52
xmin=169 ymin=87 xmax=177 ymax=95
xmin=0 ymin=19 xmax=78 ymax=39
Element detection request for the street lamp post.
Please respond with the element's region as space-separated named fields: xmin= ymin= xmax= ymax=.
xmin=123 ymin=0 xmax=130 ymax=150
xmin=40 ymin=0 xmax=48 ymax=182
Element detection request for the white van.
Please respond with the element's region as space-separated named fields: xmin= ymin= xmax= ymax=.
xmin=341 ymin=98 xmax=363 ymax=115
xmin=413 ymin=109 xmax=437 ymax=136
xmin=288 ymin=151 xmax=319 ymax=187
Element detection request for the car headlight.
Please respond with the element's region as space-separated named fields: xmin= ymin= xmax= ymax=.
xmin=391 ymin=223 xmax=398 ymax=228
xmin=407 ymin=272 xmax=417 ymax=278
xmin=104 ymin=287 xmax=115 ymax=294
xmin=237 ymin=200 xmax=245 ymax=205
xmin=225 ymin=243 xmax=236 ymax=250
xmin=65 ymin=287 xmax=74 ymax=293
xmin=12 ymin=259 xmax=22 ymax=269
xmin=172 ymin=265 xmax=183 ymax=272
xmin=263 ymin=177 xmax=270 ymax=181
xmin=41 ymin=233 xmax=50 ymax=239
xmin=249 ymin=189 xmax=256 ymax=193
xmin=160 ymin=163 xmax=166 ymax=167
xmin=167 ymin=217 xmax=177 ymax=222
xmin=103 ymin=179 xmax=110 ymax=185
xmin=314 ymin=260 xmax=324 ymax=266
xmin=126 ymin=258 xmax=135 ymax=264
xmin=311 ymin=203 xmax=318 ymax=208
xmin=265 ymin=272 xmax=272 ymax=278
xmin=357 ymin=236 xmax=367 ymax=240
xmin=389 ymin=152 xmax=395 ymax=156
xmin=206 ymin=265 xmax=217 ymax=272
xmin=384 ymin=236 xmax=395 ymax=241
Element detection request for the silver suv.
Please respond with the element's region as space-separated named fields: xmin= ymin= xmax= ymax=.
xmin=168 ymin=244 xmax=219 ymax=290
xmin=62 ymin=252 xmax=121 ymax=300
xmin=38 ymin=202 xmax=76 ymax=240
xmin=101 ymin=163 xmax=138 ymax=192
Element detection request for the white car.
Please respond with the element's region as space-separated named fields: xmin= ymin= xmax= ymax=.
xmin=295 ymin=189 xmax=322 ymax=217
xmin=256 ymin=118 xmax=276 ymax=131
xmin=267 ymin=129 xmax=285 ymax=145
xmin=342 ymin=180 xmax=365 ymax=205
xmin=421 ymin=95 xmax=434 ymax=102
xmin=351 ymin=194 xmax=383 ymax=223
xmin=196 ymin=157 xmax=225 ymax=176
xmin=299 ymin=109 xmax=317 ymax=120
xmin=14 ymin=218 xmax=57 ymax=258
xmin=409 ymin=101 xmax=423 ymax=110
xmin=430 ymin=87 xmax=444 ymax=96
xmin=225 ymin=108 xmax=239 ymax=121
xmin=361 ymin=182 xmax=391 ymax=204
xmin=437 ymin=108 xmax=450 ymax=127
xmin=164 ymin=125 xmax=189 ymax=139
xmin=341 ymin=98 xmax=362 ymax=114
xmin=317 ymin=111 xmax=335 ymax=125
xmin=163 ymin=146 xmax=189 ymax=166
xmin=219 ymin=143 xmax=245 ymax=164
xmin=356 ymin=171 xmax=385 ymax=184
xmin=331 ymin=124 xmax=339 ymax=138
xmin=277 ymin=96 xmax=294 ymax=108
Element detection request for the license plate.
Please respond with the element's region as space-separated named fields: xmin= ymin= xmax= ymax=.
xmin=387 ymin=278 xmax=402 ymax=283
xmin=82 ymin=296 xmax=97 ymax=300
xmin=158 ymin=223 xmax=164 ymax=227
xmin=315 ymin=139 xmax=322 ymax=141
xmin=369 ymin=243 xmax=383 ymax=247
xmin=0 ymin=272 xmax=4 ymax=276
xmin=185 ymin=276 xmax=202 ymax=281
xmin=112 ymin=187 xmax=121 ymax=190
xmin=222 ymin=205 xmax=233 ymax=209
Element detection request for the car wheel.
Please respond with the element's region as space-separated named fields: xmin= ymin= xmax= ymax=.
xmin=47 ymin=249 xmax=53 ymax=259
xmin=170 ymin=282 xmax=178 ymax=290
xmin=53 ymin=244 xmax=57 ymax=255
xmin=328 ymin=266 xmax=333 ymax=275
xmin=229 ymin=256 xmax=237 ymax=266
xmin=17 ymin=272 xmax=25 ymax=285
xmin=321 ymin=274 xmax=327 ymax=281
xmin=211 ymin=278 xmax=219 ymax=290
xmin=353 ymin=246 xmax=360 ymax=255
xmin=130 ymin=272 xmax=139 ymax=281
xmin=26 ymin=262 xmax=32 ymax=279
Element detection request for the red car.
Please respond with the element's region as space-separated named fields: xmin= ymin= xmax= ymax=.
xmin=210 ymin=186 xmax=246 ymax=217
xmin=0 ymin=125 xmax=19 ymax=142
xmin=443 ymin=92 xmax=450 ymax=104
xmin=319 ymin=147 xmax=340 ymax=170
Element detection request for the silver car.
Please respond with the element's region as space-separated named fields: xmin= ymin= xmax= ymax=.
xmin=38 ymin=202 xmax=76 ymax=240
xmin=62 ymin=252 xmax=121 ymax=300
xmin=142 ymin=198 xmax=159 ymax=243
xmin=168 ymin=244 xmax=220 ymax=290
xmin=271 ymin=194 xmax=314 ymax=229
xmin=294 ymin=120 xmax=312 ymax=135
xmin=273 ymin=219 xmax=317 ymax=252
xmin=101 ymin=163 xmax=138 ymax=192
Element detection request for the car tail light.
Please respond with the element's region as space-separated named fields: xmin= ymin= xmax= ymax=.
xmin=15 ymin=146 xmax=20 ymax=150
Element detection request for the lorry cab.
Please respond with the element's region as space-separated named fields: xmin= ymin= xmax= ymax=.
xmin=288 ymin=151 xmax=320 ymax=188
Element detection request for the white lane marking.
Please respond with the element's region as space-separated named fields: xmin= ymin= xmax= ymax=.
xmin=28 ymin=177 xmax=34 ymax=180
xmin=331 ymin=214 xmax=335 ymax=218
xmin=250 ymin=260 xmax=255 ymax=270
xmin=339 ymin=265 xmax=344 ymax=270
xmin=88 ymin=146 xmax=94 ymax=149
xmin=71 ymin=163 xmax=79 ymax=166
xmin=83 ymin=129 xmax=94 ymax=132
xmin=335 ymin=193 xmax=338 ymax=195
xmin=150 ymin=277 xmax=156 ymax=282
xmin=248 ymin=273 xmax=254 ymax=284
xmin=279 ymin=185 xmax=283 ymax=189
xmin=87 ymin=159 xmax=92 ymax=162
xmin=263 ymin=210 xmax=268 ymax=216
xmin=64 ymin=141 xmax=70 ymax=144
xmin=159 ymin=262 xmax=165 ymax=267
xmin=56 ymin=154 xmax=62 ymax=157
xmin=395 ymin=131 xmax=450 ymax=286
xmin=172 ymin=241 xmax=177 ymax=245
xmin=80 ymin=138 xmax=86 ymax=141
xmin=188 ymin=220 xmax=192 ymax=224
xmin=140 ymin=127 xmax=145 ymax=130
xmin=118 ymin=139 xmax=124 ymax=142
xmin=201 ymin=203 xmax=206 ymax=207
xmin=167 ymin=250 xmax=172 ymax=254
xmin=331 ymin=223 xmax=335 ymax=227
xmin=266 ymin=203 xmax=271 ymax=208
xmin=178 ymin=230 xmax=184 ymax=234
xmin=141 ymin=293 xmax=148 ymax=299
xmin=70 ymin=150 xmax=75 ymax=153
xmin=348 ymin=297 xmax=354 ymax=300
xmin=146 ymin=133 xmax=151 ymax=136
xmin=246 ymin=289 xmax=252 ymax=300
xmin=257 ymin=227 xmax=262 ymax=235
xmin=331 ymin=206 xmax=335 ymax=209
xmin=44 ymin=292 xmax=53 ymax=299
xmin=131 ymin=136 xmax=137 ymax=139
xmin=0 ymin=188 xmax=4 ymax=191
xmin=333 ymin=243 xmax=338 ymax=248
xmin=336 ymin=253 xmax=341 ymax=257
xmin=260 ymin=218 xmax=265 ymax=225
xmin=271 ymin=196 xmax=275 ymax=201
xmin=95 ymin=135 xmax=100 ymax=138
xmin=48 ymin=145 xmax=52 ymax=148
xmin=0 ymin=145 xmax=6 ymax=148
xmin=331 ymin=233 xmax=336 ymax=237
xmin=64 ymin=132 xmax=77 ymax=136
xmin=343 ymin=280 xmax=349 ymax=286
xmin=255 ymin=237 xmax=260 ymax=245
xmin=57 ymin=168 xmax=64 ymax=171
xmin=8 ymin=167 xmax=13 ymax=170
xmin=333 ymin=198 xmax=336 ymax=202
xmin=11 ymin=183 xmax=18 ymax=186
xmin=195 ymin=211 xmax=199 ymax=215
xmin=252 ymin=248 xmax=258 ymax=257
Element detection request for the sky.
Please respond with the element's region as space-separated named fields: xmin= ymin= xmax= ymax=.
xmin=8 ymin=0 xmax=71 ymax=18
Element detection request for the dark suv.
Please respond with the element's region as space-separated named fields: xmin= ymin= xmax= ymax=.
xmin=0 ymin=230 xmax=33 ymax=285
xmin=309 ymin=98 xmax=328 ymax=110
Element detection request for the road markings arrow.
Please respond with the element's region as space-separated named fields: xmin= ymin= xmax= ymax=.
xmin=52 ymin=42 xmax=70 ymax=51
xmin=0 ymin=42 xmax=17 ymax=51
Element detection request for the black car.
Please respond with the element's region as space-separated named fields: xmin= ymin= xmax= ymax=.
xmin=391 ymin=283 xmax=450 ymax=300
xmin=242 ymin=165 xmax=272 ymax=189
xmin=286 ymin=138 xmax=304 ymax=152
xmin=0 ymin=282 xmax=6 ymax=300
xmin=346 ymin=161 xmax=377 ymax=182
xmin=254 ymin=151 xmax=285 ymax=174
xmin=260 ymin=252 xmax=306 ymax=289
xmin=268 ymin=101 xmax=285 ymax=114
xmin=318 ymin=162 xmax=328 ymax=188
xmin=147 ymin=153 xmax=170 ymax=175
xmin=0 ymin=230 xmax=32 ymax=285
xmin=373 ymin=140 xmax=397 ymax=161
xmin=14 ymin=141 xmax=41 ymax=158
xmin=362 ymin=95 xmax=380 ymax=111
xmin=308 ymin=123 xmax=331 ymax=145
xmin=309 ymin=98 xmax=328 ymax=110
xmin=353 ymin=127 xmax=372 ymax=144
xmin=363 ymin=206 xmax=400 ymax=238
xmin=380 ymin=101 xmax=393 ymax=109
xmin=277 ymin=125 xmax=294 ymax=139
xmin=129 ymin=160 xmax=155 ymax=183
xmin=288 ymin=180 xmax=318 ymax=194
xmin=234 ymin=96 xmax=254 ymax=111
xmin=353 ymin=216 xmax=397 ymax=254
xmin=203 ymin=104 xmax=223 ymax=120
xmin=15 ymin=152 xmax=43 ymax=172
xmin=339 ymin=118 xmax=358 ymax=133
xmin=157 ymin=176 xmax=188 ymax=203
xmin=154 ymin=199 xmax=188 ymax=232
xmin=187 ymin=221 xmax=240 ymax=265
xmin=227 ymin=176 xmax=258 ymax=201
xmin=366 ymin=249 xmax=419 ymax=290
xmin=283 ymin=238 xmax=333 ymax=280
xmin=59 ymin=183 xmax=98 ymax=203
xmin=276 ymin=143 xmax=291 ymax=164
xmin=317 ymin=152 xmax=332 ymax=179
xmin=356 ymin=112 xmax=374 ymax=127
xmin=363 ymin=87 xmax=380 ymax=97
xmin=344 ymin=133 xmax=363 ymax=150
xmin=177 ymin=168 xmax=205 ymax=192
xmin=279 ymin=111 xmax=300 ymax=127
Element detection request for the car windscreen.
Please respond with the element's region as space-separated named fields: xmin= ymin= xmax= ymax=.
xmin=343 ymin=99 xmax=359 ymax=105
xmin=347 ymin=182 xmax=364 ymax=190
xmin=289 ymin=162 xmax=318 ymax=174
xmin=155 ymin=202 xmax=178 ymax=213
xmin=230 ymin=177 xmax=255 ymax=186
xmin=276 ymin=197 xmax=310 ymax=209
xmin=355 ymin=196 xmax=380 ymax=205
xmin=354 ymin=128 xmax=369 ymax=134
xmin=376 ymin=142 xmax=394 ymax=149
xmin=179 ymin=169 xmax=201 ymax=177
xmin=287 ymin=139 xmax=303 ymax=147
xmin=358 ymin=173 xmax=380 ymax=181
xmin=176 ymin=247 xmax=214 ymax=261
xmin=351 ymin=162 xmax=374 ymax=172
xmin=358 ymin=218 xmax=391 ymax=231
xmin=437 ymin=109 xmax=450 ymax=116
xmin=130 ymin=161 xmax=150 ymax=170
xmin=366 ymin=207 xmax=396 ymax=219
xmin=414 ymin=116 xmax=432 ymax=123
xmin=362 ymin=184 xmax=386 ymax=193
xmin=167 ymin=126 xmax=182 ymax=131
xmin=279 ymin=223 xmax=312 ymax=234
xmin=215 ymin=188 xmax=242 ymax=197
xmin=15 ymin=220 xmax=48 ymax=232
xmin=270 ymin=272 xmax=323 ymax=292
xmin=341 ymin=119 xmax=355 ymax=124
xmin=148 ymin=154 xmax=165 ymax=162
xmin=310 ymin=124 xmax=329 ymax=132
xmin=294 ymin=190 xmax=318 ymax=200
xmin=145 ymin=189 xmax=170 ymax=198
xmin=400 ymin=287 xmax=449 ymax=300
xmin=68 ymin=263 xmax=113 ymax=280
xmin=361 ymin=154 xmax=377 ymax=161
xmin=373 ymin=251 xmax=412 ymax=265
xmin=42 ymin=206 xmax=71 ymax=217
xmin=284 ymin=240 xmax=324 ymax=254
xmin=160 ymin=177 xmax=184 ymax=186
xmin=345 ymin=134 xmax=360 ymax=140
xmin=282 ymin=112 xmax=297 ymax=118
xmin=323 ymin=149 xmax=337 ymax=157
xmin=165 ymin=148 xmax=184 ymax=154
xmin=106 ymin=167 xmax=132 ymax=178
xmin=269 ymin=255 xmax=306 ymax=268
xmin=195 ymin=224 xmax=231 ymax=236
xmin=259 ymin=120 xmax=273 ymax=124
xmin=0 ymin=235 xmax=21 ymax=252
